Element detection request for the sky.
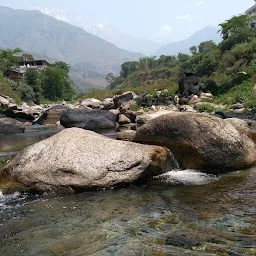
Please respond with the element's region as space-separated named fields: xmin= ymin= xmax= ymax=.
xmin=0 ymin=0 xmax=254 ymax=43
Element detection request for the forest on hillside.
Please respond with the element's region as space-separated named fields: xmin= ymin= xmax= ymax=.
xmin=94 ymin=15 xmax=256 ymax=108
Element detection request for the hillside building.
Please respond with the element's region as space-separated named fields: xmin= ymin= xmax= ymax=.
xmin=246 ymin=0 xmax=256 ymax=17
xmin=9 ymin=60 xmax=50 ymax=80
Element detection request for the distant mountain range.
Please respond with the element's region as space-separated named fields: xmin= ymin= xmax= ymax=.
xmin=33 ymin=7 xmax=161 ymax=56
xmin=0 ymin=5 xmax=223 ymax=92
xmin=155 ymin=26 xmax=222 ymax=56
xmin=0 ymin=6 xmax=144 ymax=91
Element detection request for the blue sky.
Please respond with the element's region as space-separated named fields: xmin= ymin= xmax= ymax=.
xmin=0 ymin=0 xmax=254 ymax=42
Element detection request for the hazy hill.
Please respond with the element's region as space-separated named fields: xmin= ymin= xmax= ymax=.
xmin=0 ymin=6 xmax=143 ymax=82
xmin=155 ymin=26 xmax=222 ymax=56
xmin=33 ymin=7 xmax=161 ymax=56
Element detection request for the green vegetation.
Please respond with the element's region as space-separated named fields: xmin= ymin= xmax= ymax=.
xmin=0 ymin=50 xmax=76 ymax=104
xmin=90 ymin=14 xmax=256 ymax=109
xmin=82 ymin=80 xmax=178 ymax=101
xmin=196 ymin=103 xmax=220 ymax=113
xmin=0 ymin=73 xmax=21 ymax=103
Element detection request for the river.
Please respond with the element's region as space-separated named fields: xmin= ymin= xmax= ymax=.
xmin=0 ymin=128 xmax=255 ymax=256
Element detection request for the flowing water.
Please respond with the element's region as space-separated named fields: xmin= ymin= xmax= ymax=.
xmin=0 ymin=128 xmax=255 ymax=255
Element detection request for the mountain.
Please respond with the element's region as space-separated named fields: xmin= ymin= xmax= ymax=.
xmin=155 ymin=26 xmax=222 ymax=56
xmin=33 ymin=7 xmax=161 ymax=56
xmin=0 ymin=6 xmax=144 ymax=91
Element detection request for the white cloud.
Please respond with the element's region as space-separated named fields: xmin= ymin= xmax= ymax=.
xmin=176 ymin=14 xmax=191 ymax=20
xmin=196 ymin=0 xmax=206 ymax=7
xmin=161 ymin=24 xmax=171 ymax=31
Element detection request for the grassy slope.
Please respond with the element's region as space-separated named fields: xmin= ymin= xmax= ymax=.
xmin=0 ymin=73 xmax=21 ymax=104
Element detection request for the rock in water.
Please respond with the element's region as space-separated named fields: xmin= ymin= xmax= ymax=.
xmin=0 ymin=118 xmax=25 ymax=134
xmin=130 ymin=112 xmax=256 ymax=171
xmin=60 ymin=109 xmax=118 ymax=131
xmin=3 ymin=128 xmax=172 ymax=192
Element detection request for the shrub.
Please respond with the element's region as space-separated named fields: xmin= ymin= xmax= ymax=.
xmin=196 ymin=103 xmax=217 ymax=113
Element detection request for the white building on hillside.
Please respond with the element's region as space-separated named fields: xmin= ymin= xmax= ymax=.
xmin=245 ymin=0 xmax=256 ymax=28
xmin=246 ymin=0 xmax=256 ymax=17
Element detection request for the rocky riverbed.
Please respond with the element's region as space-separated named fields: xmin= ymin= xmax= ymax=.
xmin=0 ymin=169 xmax=255 ymax=256
xmin=1 ymin=91 xmax=256 ymax=255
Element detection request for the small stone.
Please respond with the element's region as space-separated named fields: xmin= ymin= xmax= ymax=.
xmin=118 ymin=114 xmax=131 ymax=125
xmin=232 ymin=103 xmax=244 ymax=110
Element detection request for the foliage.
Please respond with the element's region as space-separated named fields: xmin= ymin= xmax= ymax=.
xmin=14 ymin=81 xmax=36 ymax=102
xmin=219 ymin=15 xmax=255 ymax=51
xmin=96 ymin=14 xmax=256 ymax=110
xmin=196 ymin=103 xmax=218 ymax=113
xmin=41 ymin=66 xmax=75 ymax=101
xmin=0 ymin=48 xmax=22 ymax=76
xmin=0 ymin=48 xmax=76 ymax=103
xmin=81 ymin=80 xmax=178 ymax=101
xmin=215 ymin=78 xmax=256 ymax=108
xmin=0 ymin=73 xmax=21 ymax=103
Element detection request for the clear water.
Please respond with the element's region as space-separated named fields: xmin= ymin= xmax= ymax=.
xmin=0 ymin=128 xmax=255 ymax=255
xmin=0 ymin=126 xmax=63 ymax=156
xmin=0 ymin=169 xmax=255 ymax=256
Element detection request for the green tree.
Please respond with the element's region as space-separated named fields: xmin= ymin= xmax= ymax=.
xmin=51 ymin=61 xmax=70 ymax=74
xmin=41 ymin=67 xmax=75 ymax=101
xmin=120 ymin=61 xmax=138 ymax=78
xmin=189 ymin=46 xmax=197 ymax=55
xmin=25 ymin=69 xmax=41 ymax=104
xmin=177 ymin=53 xmax=190 ymax=62
xmin=219 ymin=15 xmax=255 ymax=51
xmin=198 ymin=41 xmax=217 ymax=53
xmin=0 ymin=48 xmax=23 ymax=76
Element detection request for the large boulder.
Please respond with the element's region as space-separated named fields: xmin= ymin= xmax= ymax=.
xmin=0 ymin=118 xmax=25 ymax=134
xmin=3 ymin=128 xmax=173 ymax=192
xmin=124 ymin=112 xmax=256 ymax=171
xmin=60 ymin=109 xmax=118 ymax=131
xmin=36 ymin=105 xmax=70 ymax=125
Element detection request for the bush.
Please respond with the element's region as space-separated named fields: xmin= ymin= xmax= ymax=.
xmin=215 ymin=78 xmax=256 ymax=107
xmin=196 ymin=103 xmax=217 ymax=113
xmin=14 ymin=82 xmax=36 ymax=102
xmin=0 ymin=73 xmax=21 ymax=103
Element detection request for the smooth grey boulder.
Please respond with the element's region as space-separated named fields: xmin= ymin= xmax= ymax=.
xmin=3 ymin=128 xmax=172 ymax=192
xmin=121 ymin=112 xmax=256 ymax=171
xmin=0 ymin=118 xmax=25 ymax=134
xmin=60 ymin=109 xmax=118 ymax=130
xmin=80 ymin=98 xmax=102 ymax=109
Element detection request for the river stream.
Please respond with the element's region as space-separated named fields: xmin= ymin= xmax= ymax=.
xmin=0 ymin=128 xmax=255 ymax=256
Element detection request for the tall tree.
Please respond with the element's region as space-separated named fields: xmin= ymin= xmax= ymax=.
xmin=219 ymin=15 xmax=255 ymax=51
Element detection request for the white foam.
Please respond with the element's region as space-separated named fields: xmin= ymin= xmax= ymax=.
xmin=154 ymin=169 xmax=218 ymax=185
